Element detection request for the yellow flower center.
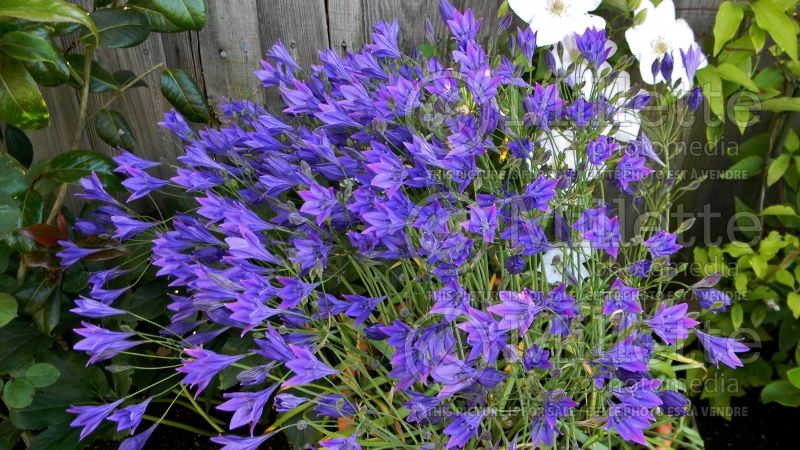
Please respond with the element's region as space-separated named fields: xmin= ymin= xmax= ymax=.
xmin=548 ymin=0 xmax=568 ymax=16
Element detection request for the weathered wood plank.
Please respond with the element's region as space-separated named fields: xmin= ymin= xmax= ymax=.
xmin=197 ymin=0 xmax=264 ymax=111
xmin=256 ymin=0 xmax=330 ymax=110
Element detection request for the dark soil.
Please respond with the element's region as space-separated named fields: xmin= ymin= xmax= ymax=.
xmin=694 ymin=393 xmax=800 ymax=449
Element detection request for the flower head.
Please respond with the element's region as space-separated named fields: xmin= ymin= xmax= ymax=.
xmin=178 ymin=349 xmax=245 ymax=396
xmin=694 ymin=330 xmax=749 ymax=369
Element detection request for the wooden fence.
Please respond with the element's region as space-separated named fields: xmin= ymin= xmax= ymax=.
xmin=28 ymin=0 xmax=721 ymax=165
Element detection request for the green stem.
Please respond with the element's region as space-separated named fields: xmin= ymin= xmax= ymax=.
xmin=141 ymin=415 xmax=216 ymax=437
xmin=179 ymin=385 xmax=225 ymax=433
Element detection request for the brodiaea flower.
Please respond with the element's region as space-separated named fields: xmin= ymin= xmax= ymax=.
xmin=487 ymin=289 xmax=544 ymax=336
xmin=178 ymin=349 xmax=245 ymax=396
xmin=579 ymin=213 xmax=620 ymax=258
xmin=320 ymin=435 xmax=362 ymax=450
xmin=217 ymin=384 xmax=278 ymax=433
xmin=74 ymin=322 xmax=142 ymax=364
xmin=68 ymin=399 xmax=124 ymax=440
xmin=461 ymin=203 xmax=499 ymax=243
xmin=646 ymin=303 xmax=698 ymax=344
xmin=695 ymin=288 xmax=731 ymax=313
xmin=108 ymin=398 xmax=151 ymax=433
xmin=643 ymin=231 xmax=681 ymax=258
xmin=211 ymin=433 xmax=276 ymax=450
xmin=605 ymin=402 xmax=653 ymax=445
xmin=615 ymin=152 xmax=653 ymax=194
xmin=694 ymin=330 xmax=749 ymax=369
xmin=284 ymin=344 xmax=339 ymax=386
xmin=298 ymin=183 xmax=337 ymax=226
xmin=443 ymin=411 xmax=485 ymax=449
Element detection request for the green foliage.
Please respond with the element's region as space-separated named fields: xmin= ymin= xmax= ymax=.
xmin=0 ymin=1 xmax=210 ymax=448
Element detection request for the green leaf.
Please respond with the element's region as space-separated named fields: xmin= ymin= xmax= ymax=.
xmin=94 ymin=109 xmax=136 ymax=150
xmin=2 ymin=379 xmax=34 ymax=409
xmin=760 ymin=97 xmax=800 ymax=112
xmin=0 ymin=196 xmax=21 ymax=241
xmin=761 ymin=204 xmax=796 ymax=215
xmin=731 ymin=303 xmax=744 ymax=329
xmin=149 ymin=0 xmax=206 ymax=30
xmin=28 ymin=422 xmax=99 ymax=450
xmin=0 ymin=293 xmax=17 ymax=327
xmin=0 ymin=320 xmax=52 ymax=373
xmin=788 ymin=367 xmax=800 ymax=389
xmin=697 ymin=66 xmax=724 ymax=120
xmin=750 ymin=24 xmax=767 ymax=52
xmin=722 ymin=155 xmax=763 ymax=179
xmin=113 ymin=70 xmax=147 ymax=88
xmin=751 ymin=305 xmax=767 ymax=327
xmin=789 ymin=292 xmax=800 ymax=319
xmin=723 ymin=241 xmax=754 ymax=257
xmin=159 ymin=68 xmax=209 ymax=123
xmin=0 ymin=153 xmax=27 ymax=195
xmin=715 ymin=62 xmax=759 ymax=92
xmin=776 ymin=268 xmax=795 ymax=288
xmin=127 ymin=0 xmax=184 ymax=33
xmin=24 ymin=363 xmax=60 ymax=388
xmin=768 ymin=154 xmax=791 ymax=185
xmin=713 ymin=1 xmax=744 ymax=55
xmin=762 ymin=380 xmax=800 ymax=406
xmin=0 ymin=57 xmax=48 ymax=129
xmin=83 ymin=7 xmax=150 ymax=48
xmin=4 ymin=125 xmax=33 ymax=168
xmin=0 ymin=0 xmax=97 ymax=37
xmin=66 ymin=54 xmax=120 ymax=93
xmin=0 ymin=31 xmax=60 ymax=63
xmin=752 ymin=0 xmax=798 ymax=61
xmin=750 ymin=254 xmax=768 ymax=278
xmin=24 ymin=56 xmax=70 ymax=87
xmin=30 ymin=150 xmax=116 ymax=184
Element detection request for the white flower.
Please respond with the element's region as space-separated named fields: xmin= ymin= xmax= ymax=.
xmin=509 ymin=0 xmax=605 ymax=47
xmin=624 ymin=0 xmax=705 ymax=92
xmin=582 ymin=68 xmax=642 ymax=143
xmin=542 ymin=242 xmax=591 ymax=285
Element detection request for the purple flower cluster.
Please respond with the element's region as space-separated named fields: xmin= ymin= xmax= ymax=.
xmin=58 ymin=1 xmax=742 ymax=448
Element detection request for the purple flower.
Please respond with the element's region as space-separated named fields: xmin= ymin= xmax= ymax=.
xmin=522 ymin=176 xmax=558 ymax=211
xmin=68 ymin=399 xmax=124 ymax=440
xmin=121 ymin=168 xmax=168 ymax=202
xmin=647 ymin=303 xmax=699 ymax=344
xmin=524 ymin=83 xmax=565 ymax=130
xmin=119 ymin=424 xmax=156 ymax=450
xmin=74 ymin=322 xmax=142 ymax=364
xmin=598 ymin=334 xmax=652 ymax=374
xmin=298 ymin=183 xmax=337 ymax=226
xmin=461 ymin=203 xmax=498 ymax=243
xmin=76 ymin=172 xmax=118 ymax=204
xmin=605 ymin=403 xmax=653 ymax=445
xmin=342 ymin=294 xmax=385 ymax=326
xmin=615 ymin=152 xmax=653 ymax=194
xmin=687 ymin=86 xmax=703 ymax=112
xmin=111 ymin=215 xmax=156 ymax=241
xmin=114 ymin=150 xmax=159 ymax=173
xmin=314 ymin=394 xmax=357 ymax=418
xmin=504 ymin=255 xmax=526 ymax=274
xmin=487 ymin=289 xmax=543 ymax=336
xmin=320 ymin=435 xmax=362 ymax=450
xmin=660 ymin=52 xmax=674 ymax=81
xmin=275 ymin=393 xmax=307 ymax=412
xmin=611 ymin=378 xmax=663 ymax=408
xmin=530 ymin=390 xmax=577 ymax=447
xmin=680 ymin=44 xmax=705 ymax=82
xmin=643 ymin=231 xmax=681 ymax=258
xmin=217 ymin=384 xmax=278 ymax=433
xmin=577 ymin=212 xmax=619 ymax=258
xmin=508 ymin=138 xmax=532 ymax=159
xmin=210 ymin=433 xmax=275 ymax=450
xmin=178 ymin=349 xmax=245 ymax=397
xmin=70 ymin=298 xmax=126 ymax=318
xmin=696 ymin=288 xmax=731 ymax=313
xmin=658 ymin=390 xmax=689 ymax=416
xmin=57 ymin=241 xmax=104 ymax=267
xmin=523 ymin=344 xmax=552 ymax=370
xmin=108 ymin=398 xmax=151 ymax=433
xmin=466 ymin=66 xmax=501 ymax=104
xmin=225 ymin=226 xmax=282 ymax=264
xmin=367 ymin=20 xmax=401 ymax=58
xmin=517 ymin=27 xmax=536 ymax=62
xmin=431 ymin=280 xmax=471 ymax=322
xmin=587 ymin=136 xmax=617 ymax=165
xmin=603 ymin=278 xmax=642 ymax=316
xmin=276 ymin=277 xmax=318 ymax=309
xmin=628 ymin=259 xmax=652 ymax=277
xmin=443 ymin=411 xmax=485 ymax=449
xmin=567 ymin=97 xmax=594 ymax=127
xmin=446 ymin=8 xmax=481 ymax=45
xmin=159 ymin=110 xmax=192 ymax=140
xmin=575 ymin=27 xmax=611 ymax=66
xmin=284 ymin=344 xmax=338 ymax=386
xmin=694 ymin=330 xmax=749 ymax=369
